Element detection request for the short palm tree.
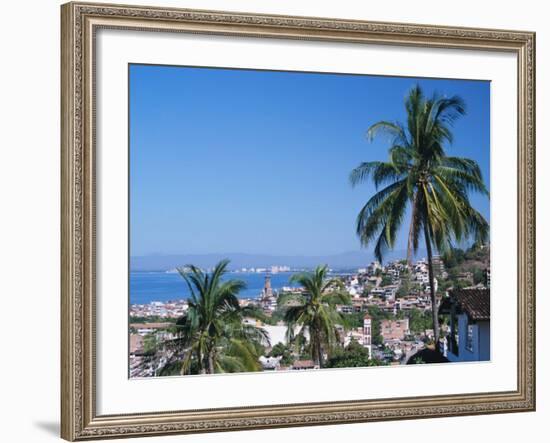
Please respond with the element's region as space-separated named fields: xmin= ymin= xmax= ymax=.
xmin=280 ymin=265 xmax=351 ymax=368
xmin=174 ymin=259 xmax=269 ymax=374
xmin=350 ymin=85 xmax=489 ymax=343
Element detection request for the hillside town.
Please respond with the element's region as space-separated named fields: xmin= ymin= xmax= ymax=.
xmin=130 ymin=245 xmax=490 ymax=377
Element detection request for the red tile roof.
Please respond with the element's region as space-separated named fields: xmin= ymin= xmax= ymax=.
xmin=130 ymin=334 xmax=144 ymax=353
xmin=444 ymin=289 xmax=490 ymax=321
xmin=130 ymin=322 xmax=173 ymax=329
xmin=292 ymin=360 xmax=316 ymax=369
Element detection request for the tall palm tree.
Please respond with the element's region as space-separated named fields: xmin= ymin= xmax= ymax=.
xmin=350 ymin=85 xmax=489 ymax=343
xmin=280 ymin=265 xmax=351 ymax=368
xmin=174 ymin=259 xmax=269 ymax=374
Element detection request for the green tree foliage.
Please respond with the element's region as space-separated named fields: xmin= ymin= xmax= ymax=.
xmin=325 ymin=339 xmax=386 ymax=368
xmin=442 ymin=247 xmax=466 ymax=268
xmin=407 ymin=308 xmax=432 ymax=334
xmin=259 ymin=307 xmax=287 ymax=326
xmin=268 ymin=342 xmax=295 ymax=366
xmin=173 ymin=260 xmax=270 ymax=375
xmin=396 ymin=278 xmax=411 ymax=298
xmin=143 ymin=333 xmax=158 ymax=355
xmin=372 ymin=332 xmax=384 ymax=347
xmin=280 ymin=265 xmax=351 ymax=368
xmin=340 ymin=312 xmax=364 ymax=329
xmin=472 ymin=268 xmax=485 ymax=285
xmin=443 ymin=244 xmax=489 ymax=273
xmin=158 ymin=360 xmax=184 ymax=376
xmin=349 ymin=85 xmax=489 ymax=342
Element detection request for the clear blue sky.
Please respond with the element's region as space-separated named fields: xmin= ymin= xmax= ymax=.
xmin=129 ymin=64 xmax=490 ymax=257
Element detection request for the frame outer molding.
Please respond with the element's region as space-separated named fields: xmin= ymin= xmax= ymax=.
xmin=61 ymin=2 xmax=536 ymax=441
xmin=61 ymin=3 xmax=76 ymax=439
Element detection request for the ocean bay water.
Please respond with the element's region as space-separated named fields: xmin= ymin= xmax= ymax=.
xmin=130 ymin=271 xmax=298 ymax=305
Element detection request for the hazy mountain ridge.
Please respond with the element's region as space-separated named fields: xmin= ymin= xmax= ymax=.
xmin=130 ymin=249 xmax=428 ymax=271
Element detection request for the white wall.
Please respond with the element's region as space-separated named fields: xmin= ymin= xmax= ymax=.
xmin=0 ymin=1 xmax=547 ymax=442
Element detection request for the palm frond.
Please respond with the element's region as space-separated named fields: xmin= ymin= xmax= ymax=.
xmin=366 ymin=121 xmax=408 ymax=145
xmin=349 ymin=161 xmax=403 ymax=189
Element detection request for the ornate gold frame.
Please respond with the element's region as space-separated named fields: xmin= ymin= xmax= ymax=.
xmin=61 ymin=1 xmax=536 ymax=440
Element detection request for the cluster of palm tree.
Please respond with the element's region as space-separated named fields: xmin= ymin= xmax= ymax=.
xmin=172 ymin=261 xmax=351 ymax=373
xmin=350 ymin=85 xmax=489 ymax=342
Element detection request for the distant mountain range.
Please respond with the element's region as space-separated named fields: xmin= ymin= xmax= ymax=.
xmin=130 ymin=249 xmax=428 ymax=271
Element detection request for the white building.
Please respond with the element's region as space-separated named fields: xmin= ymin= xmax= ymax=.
xmin=363 ymin=314 xmax=372 ymax=357
xmin=439 ymin=289 xmax=490 ymax=362
xmin=260 ymin=324 xmax=309 ymax=347
xmin=383 ymin=285 xmax=399 ymax=300
xmin=425 ymin=277 xmax=438 ymax=294
xmin=367 ymin=261 xmax=382 ymax=276
xmin=259 ymin=356 xmax=282 ymax=370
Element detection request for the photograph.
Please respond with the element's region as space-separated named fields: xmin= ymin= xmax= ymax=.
xmin=128 ymin=65 xmax=491 ymax=378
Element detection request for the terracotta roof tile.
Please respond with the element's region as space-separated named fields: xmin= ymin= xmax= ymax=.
xmin=447 ymin=289 xmax=490 ymax=321
xmin=292 ymin=360 xmax=316 ymax=369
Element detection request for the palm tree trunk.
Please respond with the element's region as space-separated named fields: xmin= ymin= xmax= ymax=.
xmin=318 ymin=341 xmax=324 ymax=369
xmin=423 ymin=223 xmax=440 ymax=344
xmin=198 ymin=350 xmax=206 ymax=375
xmin=311 ymin=333 xmax=321 ymax=368
xmin=207 ymin=350 xmax=215 ymax=374
xmin=407 ymin=192 xmax=418 ymax=266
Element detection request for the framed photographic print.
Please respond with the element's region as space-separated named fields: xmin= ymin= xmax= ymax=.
xmin=61 ymin=1 xmax=536 ymax=440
